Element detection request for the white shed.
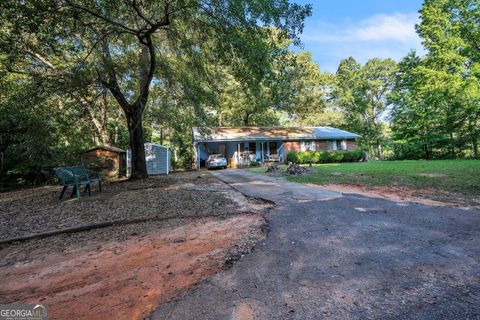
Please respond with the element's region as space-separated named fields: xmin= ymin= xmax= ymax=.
xmin=126 ymin=143 xmax=170 ymax=177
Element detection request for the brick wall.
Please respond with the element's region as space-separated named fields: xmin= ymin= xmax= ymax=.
xmin=283 ymin=141 xmax=302 ymax=154
xmin=284 ymin=139 xmax=357 ymax=154
xmin=346 ymin=140 xmax=357 ymax=151
xmin=316 ymin=140 xmax=332 ymax=151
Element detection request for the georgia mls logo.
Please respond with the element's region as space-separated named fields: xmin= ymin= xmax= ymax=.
xmin=0 ymin=304 xmax=48 ymax=320
xmin=32 ymin=305 xmax=47 ymax=318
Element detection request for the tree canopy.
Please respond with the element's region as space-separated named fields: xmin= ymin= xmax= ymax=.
xmin=1 ymin=0 xmax=312 ymax=179
xmin=1 ymin=0 xmax=479 ymax=190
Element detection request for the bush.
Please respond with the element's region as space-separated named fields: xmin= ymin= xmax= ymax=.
xmin=287 ymin=149 xmax=363 ymax=165
xmin=329 ymin=152 xmax=344 ymax=162
xmin=311 ymin=151 xmax=321 ymax=163
xmin=249 ymin=159 xmax=259 ymax=167
xmin=299 ymin=151 xmax=313 ymax=164
xmin=287 ymin=151 xmax=299 ymax=163
xmin=318 ymin=151 xmax=329 ymax=163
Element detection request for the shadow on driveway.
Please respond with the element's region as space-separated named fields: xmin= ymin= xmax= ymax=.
xmin=151 ymin=170 xmax=480 ymax=320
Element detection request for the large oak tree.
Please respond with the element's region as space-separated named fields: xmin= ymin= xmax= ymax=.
xmin=1 ymin=0 xmax=311 ymax=178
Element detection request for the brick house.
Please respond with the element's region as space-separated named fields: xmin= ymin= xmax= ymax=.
xmin=192 ymin=127 xmax=360 ymax=168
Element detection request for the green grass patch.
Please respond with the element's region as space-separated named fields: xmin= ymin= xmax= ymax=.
xmin=250 ymin=160 xmax=480 ymax=196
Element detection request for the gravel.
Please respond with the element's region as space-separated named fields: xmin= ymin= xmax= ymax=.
xmin=0 ymin=172 xmax=264 ymax=242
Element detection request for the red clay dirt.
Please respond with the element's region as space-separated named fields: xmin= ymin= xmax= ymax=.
xmin=0 ymin=214 xmax=265 ymax=320
xmin=313 ymin=184 xmax=473 ymax=210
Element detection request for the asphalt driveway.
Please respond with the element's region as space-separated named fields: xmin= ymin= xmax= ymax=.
xmin=151 ymin=170 xmax=480 ymax=319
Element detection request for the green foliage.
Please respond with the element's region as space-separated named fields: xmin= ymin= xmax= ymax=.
xmin=0 ymin=0 xmax=312 ymax=187
xmin=333 ymin=57 xmax=397 ymax=159
xmin=284 ymin=160 xmax=480 ymax=199
xmin=287 ymin=151 xmax=299 ymax=163
xmin=2 ymin=0 xmax=479 ymax=189
xmin=249 ymin=160 xmax=260 ymax=167
xmin=388 ymin=0 xmax=480 ymax=160
xmin=287 ymin=150 xmax=363 ymax=164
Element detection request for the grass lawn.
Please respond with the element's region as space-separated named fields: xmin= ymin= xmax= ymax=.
xmin=249 ymin=160 xmax=480 ymax=197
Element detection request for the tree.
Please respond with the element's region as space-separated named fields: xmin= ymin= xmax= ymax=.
xmin=389 ymin=52 xmax=443 ymax=159
xmin=1 ymin=0 xmax=311 ymax=179
xmin=415 ymin=0 xmax=480 ymax=158
xmin=333 ymin=57 xmax=397 ymax=159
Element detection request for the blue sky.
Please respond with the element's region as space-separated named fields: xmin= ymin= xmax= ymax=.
xmin=295 ymin=0 xmax=425 ymax=72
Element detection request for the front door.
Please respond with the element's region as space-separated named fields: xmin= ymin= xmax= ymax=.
xmin=269 ymin=142 xmax=277 ymax=155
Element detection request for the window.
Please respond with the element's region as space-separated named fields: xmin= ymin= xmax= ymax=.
xmin=331 ymin=140 xmax=337 ymax=150
xmin=340 ymin=140 xmax=347 ymax=150
xmin=301 ymin=141 xmax=316 ymax=151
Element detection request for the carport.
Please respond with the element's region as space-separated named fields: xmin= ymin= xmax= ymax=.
xmin=192 ymin=127 xmax=286 ymax=171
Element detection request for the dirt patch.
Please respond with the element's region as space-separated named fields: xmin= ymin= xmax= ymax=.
xmin=0 ymin=172 xmax=270 ymax=241
xmin=313 ymin=184 xmax=476 ymax=210
xmin=417 ymin=172 xmax=447 ymax=178
xmin=0 ymin=214 xmax=266 ymax=320
xmin=0 ymin=172 xmax=273 ymax=319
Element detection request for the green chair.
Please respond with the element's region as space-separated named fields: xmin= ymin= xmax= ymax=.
xmin=53 ymin=166 xmax=102 ymax=199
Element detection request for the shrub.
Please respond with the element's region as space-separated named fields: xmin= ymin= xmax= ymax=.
xmin=300 ymin=151 xmax=314 ymax=164
xmin=311 ymin=151 xmax=321 ymax=163
xmin=351 ymin=149 xmax=363 ymax=161
xmin=287 ymin=151 xmax=299 ymax=163
xmin=318 ymin=151 xmax=329 ymax=163
xmin=329 ymin=152 xmax=344 ymax=162
xmin=286 ymin=149 xmax=364 ymax=164
xmin=249 ymin=159 xmax=259 ymax=167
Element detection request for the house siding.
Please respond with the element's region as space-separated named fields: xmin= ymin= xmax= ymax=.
xmin=284 ymin=139 xmax=357 ymax=156
xmin=283 ymin=141 xmax=302 ymax=153
xmin=346 ymin=140 xmax=357 ymax=150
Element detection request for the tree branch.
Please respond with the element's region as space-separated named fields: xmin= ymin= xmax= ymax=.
xmin=126 ymin=0 xmax=154 ymax=27
xmin=99 ymin=40 xmax=131 ymax=110
xmin=135 ymin=33 xmax=156 ymax=110
xmin=64 ymin=0 xmax=140 ymax=35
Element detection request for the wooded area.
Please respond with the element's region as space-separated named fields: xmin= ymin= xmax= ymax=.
xmin=0 ymin=0 xmax=479 ymax=189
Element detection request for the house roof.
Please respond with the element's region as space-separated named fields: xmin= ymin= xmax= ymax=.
xmin=192 ymin=127 xmax=361 ymax=143
xmin=85 ymin=145 xmax=126 ymax=153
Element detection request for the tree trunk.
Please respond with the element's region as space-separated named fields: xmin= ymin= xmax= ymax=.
xmin=376 ymin=140 xmax=382 ymax=160
xmin=77 ymin=94 xmax=111 ymax=146
xmin=89 ymin=115 xmax=110 ymax=146
xmin=424 ymin=143 xmax=430 ymax=160
xmin=126 ymin=109 xmax=148 ymax=179
xmin=244 ymin=112 xmax=251 ymax=126
xmin=473 ymin=137 xmax=478 ymax=159
xmin=449 ymin=132 xmax=455 ymax=158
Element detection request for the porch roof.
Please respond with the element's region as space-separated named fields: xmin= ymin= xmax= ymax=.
xmin=192 ymin=126 xmax=361 ymax=143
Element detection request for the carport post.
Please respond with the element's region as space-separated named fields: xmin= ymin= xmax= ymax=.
xmin=261 ymin=142 xmax=264 ymax=163
xmin=196 ymin=143 xmax=200 ymax=176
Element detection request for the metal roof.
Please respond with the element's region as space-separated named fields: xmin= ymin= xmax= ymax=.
xmin=85 ymin=145 xmax=126 ymax=153
xmin=192 ymin=127 xmax=361 ymax=143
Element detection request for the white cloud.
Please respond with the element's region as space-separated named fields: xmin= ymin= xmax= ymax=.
xmin=300 ymin=12 xmax=425 ymax=72
xmin=353 ymin=13 xmax=419 ymax=42
xmin=303 ymin=13 xmax=419 ymax=43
